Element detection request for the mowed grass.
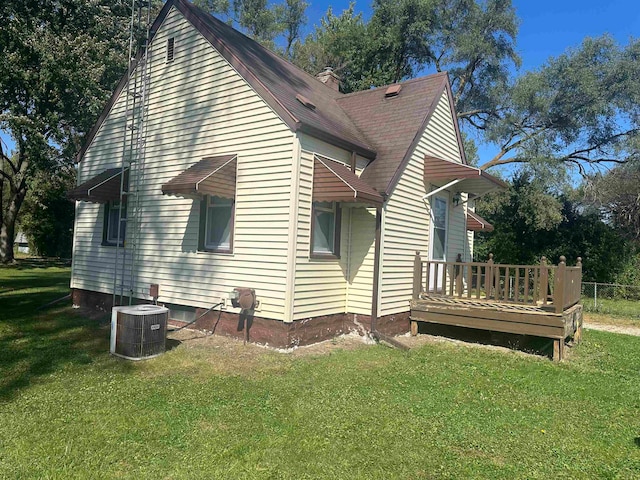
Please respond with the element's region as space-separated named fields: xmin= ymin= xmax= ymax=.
xmin=1 ymin=264 xmax=640 ymax=479
xmin=583 ymin=297 xmax=640 ymax=325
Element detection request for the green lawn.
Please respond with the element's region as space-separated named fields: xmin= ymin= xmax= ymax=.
xmin=582 ymin=296 xmax=640 ymax=323
xmin=1 ymin=263 xmax=640 ymax=479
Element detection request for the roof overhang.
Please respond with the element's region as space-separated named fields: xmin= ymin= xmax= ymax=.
xmin=313 ymin=155 xmax=383 ymax=207
xmin=67 ymin=168 xmax=128 ymax=203
xmin=162 ymin=154 xmax=237 ymax=199
xmin=423 ymin=155 xmax=507 ymax=198
xmin=467 ymin=211 xmax=494 ymax=232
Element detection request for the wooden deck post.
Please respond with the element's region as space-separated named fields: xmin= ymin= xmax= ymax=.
xmin=539 ymin=256 xmax=548 ymax=305
xmin=554 ymin=256 xmax=566 ymax=314
xmin=412 ymin=251 xmax=423 ymax=300
xmin=455 ymin=253 xmax=463 ymax=297
xmin=486 ymin=253 xmax=494 ymax=298
xmin=553 ymin=338 xmax=565 ymax=361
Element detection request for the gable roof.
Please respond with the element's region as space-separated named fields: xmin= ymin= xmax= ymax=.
xmin=76 ymin=0 xmax=469 ymax=200
xmin=76 ymin=0 xmax=375 ymax=163
xmin=337 ymin=73 xmax=454 ymax=194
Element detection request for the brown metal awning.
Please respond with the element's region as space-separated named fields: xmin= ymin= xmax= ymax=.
xmin=313 ymin=155 xmax=383 ymax=207
xmin=424 ymin=155 xmax=507 ymax=197
xmin=161 ymin=155 xmax=237 ymax=198
xmin=467 ymin=211 xmax=494 ymax=232
xmin=67 ymin=167 xmax=128 ymax=203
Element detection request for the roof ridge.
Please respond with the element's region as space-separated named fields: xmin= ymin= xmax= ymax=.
xmin=337 ymin=72 xmax=449 ymax=100
xmin=184 ymin=0 xmax=343 ymax=99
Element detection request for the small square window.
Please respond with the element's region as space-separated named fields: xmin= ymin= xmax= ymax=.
xmin=199 ymin=196 xmax=234 ymax=253
xmin=103 ymin=200 xmax=126 ymax=246
xmin=311 ymin=201 xmax=341 ymax=258
xmin=166 ymin=37 xmax=175 ymax=62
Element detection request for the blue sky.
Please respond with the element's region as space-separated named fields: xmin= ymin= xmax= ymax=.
xmin=2 ymin=0 xmax=638 ymax=164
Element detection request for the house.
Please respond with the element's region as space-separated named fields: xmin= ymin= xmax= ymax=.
xmin=68 ymin=0 xmax=505 ymax=348
xmin=14 ymin=232 xmax=29 ymax=254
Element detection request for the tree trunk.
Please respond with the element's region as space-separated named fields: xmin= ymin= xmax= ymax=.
xmin=0 ymin=187 xmax=27 ymax=264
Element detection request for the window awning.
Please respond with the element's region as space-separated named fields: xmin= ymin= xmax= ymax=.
xmin=161 ymin=155 xmax=237 ymax=199
xmin=424 ymin=155 xmax=507 ymax=197
xmin=467 ymin=211 xmax=494 ymax=232
xmin=67 ymin=167 xmax=128 ymax=203
xmin=313 ymin=155 xmax=383 ymax=207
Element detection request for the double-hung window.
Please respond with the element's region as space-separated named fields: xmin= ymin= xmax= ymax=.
xmin=311 ymin=201 xmax=340 ymax=257
xmin=200 ymin=195 xmax=234 ymax=253
xmin=103 ymin=200 xmax=126 ymax=246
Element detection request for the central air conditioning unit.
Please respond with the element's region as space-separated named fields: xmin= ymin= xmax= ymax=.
xmin=110 ymin=305 xmax=169 ymax=360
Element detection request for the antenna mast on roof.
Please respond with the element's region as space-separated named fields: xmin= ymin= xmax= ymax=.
xmin=113 ymin=0 xmax=152 ymax=306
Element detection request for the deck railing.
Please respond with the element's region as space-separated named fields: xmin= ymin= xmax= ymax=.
xmin=412 ymin=252 xmax=582 ymax=313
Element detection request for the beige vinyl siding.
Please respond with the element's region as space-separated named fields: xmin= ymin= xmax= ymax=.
xmin=345 ymin=206 xmax=376 ymax=314
xmin=292 ymin=134 xmax=375 ymax=320
xmin=71 ymin=7 xmax=294 ymax=320
xmin=379 ymin=90 xmax=466 ymax=316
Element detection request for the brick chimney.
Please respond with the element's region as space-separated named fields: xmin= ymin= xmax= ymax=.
xmin=316 ymin=67 xmax=341 ymax=92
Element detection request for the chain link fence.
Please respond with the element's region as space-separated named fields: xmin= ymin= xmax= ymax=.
xmin=581 ymin=282 xmax=640 ymax=318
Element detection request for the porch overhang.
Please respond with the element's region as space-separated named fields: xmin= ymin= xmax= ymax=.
xmin=313 ymin=154 xmax=383 ymax=207
xmin=161 ymin=154 xmax=237 ymax=199
xmin=424 ymin=155 xmax=507 ymax=197
xmin=67 ymin=167 xmax=128 ymax=203
xmin=467 ymin=211 xmax=494 ymax=232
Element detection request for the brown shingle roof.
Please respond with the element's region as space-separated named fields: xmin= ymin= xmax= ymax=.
xmin=76 ymin=0 xmax=467 ymax=201
xmin=337 ymin=74 xmax=450 ymax=194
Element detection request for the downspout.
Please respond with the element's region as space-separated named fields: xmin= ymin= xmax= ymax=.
xmin=370 ymin=203 xmax=409 ymax=350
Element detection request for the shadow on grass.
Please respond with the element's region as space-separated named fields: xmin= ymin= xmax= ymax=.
xmin=635 ymin=437 xmax=640 ymax=448
xmin=417 ymin=323 xmax=556 ymax=360
xmin=1 ymin=257 xmax=72 ymax=270
xmin=0 ymin=305 xmax=132 ymax=402
xmin=0 ymin=263 xmax=135 ymax=402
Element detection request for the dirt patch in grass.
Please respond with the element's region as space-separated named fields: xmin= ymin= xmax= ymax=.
xmin=584 ymin=322 xmax=640 ymax=337
xmin=584 ymin=312 xmax=640 ymax=328
xmin=138 ymin=329 xmax=375 ymax=380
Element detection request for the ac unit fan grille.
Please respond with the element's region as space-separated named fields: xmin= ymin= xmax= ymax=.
xmin=114 ymin=310 xmax=167 ymax=359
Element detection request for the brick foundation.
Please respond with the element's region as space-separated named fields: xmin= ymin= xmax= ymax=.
xmin=71 ymin=288 xmax=410 ymax=348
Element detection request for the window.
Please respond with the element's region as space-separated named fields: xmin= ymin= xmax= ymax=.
xmin=103 ymin=200 xmax=126 ymax=246
xmin=166 ymin=37 xmax=175 ymax=62
xmin=311 ymin=201 xmax=340 ymax=257
xmin=199 ymin=196 xmax=234 ymax=253
xmin=430 ymin=197 xmax=447 ymax=260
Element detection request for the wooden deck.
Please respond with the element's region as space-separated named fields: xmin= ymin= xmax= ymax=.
xmin=410 ymin=254 xmax=583 ymax=360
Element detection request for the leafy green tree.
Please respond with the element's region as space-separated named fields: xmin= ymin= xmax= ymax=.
xmin=278 ymin=0 xmax=308 ymax=57
xmin=481 ymin=36 xmax=640 ymax=176
xmin=20 ymin=168 xmax=76 ymax=258
xmin=475 ymin=173 xmax=629 ymax=282
xmin=0 ymin=0 xmax=139 ymax=263
xmin=291 ymin=4 xmax=369 ymax=92
xmin=196 ymin=0 xmax=308 ymax=53
xmin=587 ymin=160 xmax=640 ymax=244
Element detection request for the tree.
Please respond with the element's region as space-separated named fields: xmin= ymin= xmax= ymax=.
xmin=292 ymin=0 xmax=519 ymax=97
xmin=278 ymin=0 xmax=308 ymax=57
xmin=0 ymin=1 xmax=141 ymax=263
xmin=480 ymin=36 xmax=640 ymax=176
xmin=292 ymin=1 xmax=639 ymax=178
xmin=195 ymin=0 xmax=308 ymax=53
xmin=587 ymin=160 xmax=640 ymax=244
xmin=475 ymin=173 xmax=629 ymax=282
xmin=291 ymin=4 xmax=369 ymax=92
xmin=20 ymin=167 xmax=76 ymax=258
